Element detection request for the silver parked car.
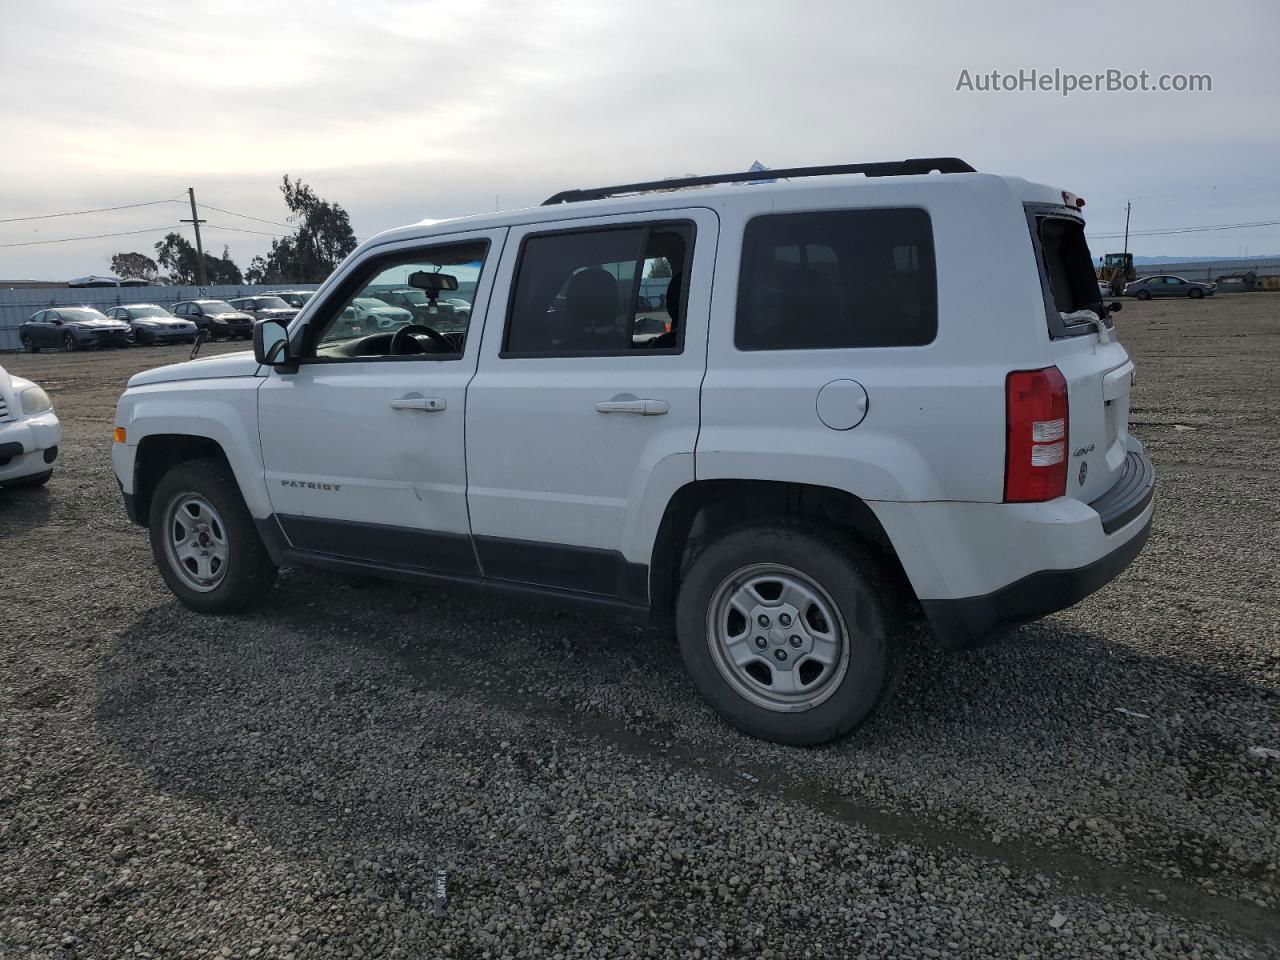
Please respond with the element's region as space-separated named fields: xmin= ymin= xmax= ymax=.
xmin=1124 ymin=275 xmax=1216 ymax=300
xmin=104 ymin=304 xmax=198 ymax=345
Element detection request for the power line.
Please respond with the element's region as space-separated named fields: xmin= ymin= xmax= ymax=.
xmin=0 ymin=225 xmax=179 ymax=249
xmin=197 ymin=202 xmax=291 ymax=228
xmin=203 ymin=222 xmax=289 ymax=238
xmin=0 ymin=197 xmax=183 ymax=224
xmin=1087 ymin=217 xmax=1280 ymax=240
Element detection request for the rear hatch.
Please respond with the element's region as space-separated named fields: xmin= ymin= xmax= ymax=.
xmin=1027 ymin=206 xmax=1134 ymax=504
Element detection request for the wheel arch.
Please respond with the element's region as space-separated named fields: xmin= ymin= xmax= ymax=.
xmin=132 ymin=434 xmax=233 ymax=527
xmin=648 ymin=479 xmax=918 ymax=626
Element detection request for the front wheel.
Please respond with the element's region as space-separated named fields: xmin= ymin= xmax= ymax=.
xmin=676 ymin=523 xmax=896 ymax=745
xmin=148 ymin=458 xmax=277 ymax=613
xmin=1189 ymin=288 xmax=1204 ymax=299
xmin=21 ymin=335 xmax=38 ymax=354
xmin=1136 ymin=289 xmax=1152 ymax=301
xmin=62 ymin=332 xmax=77 ymax=352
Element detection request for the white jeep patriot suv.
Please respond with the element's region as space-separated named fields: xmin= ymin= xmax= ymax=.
xmin=112 ymin=158 xmax=1155 ymax=745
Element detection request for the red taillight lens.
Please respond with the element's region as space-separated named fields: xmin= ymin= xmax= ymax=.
xmin=1005 ymin=367 xmax=1069 ymax=502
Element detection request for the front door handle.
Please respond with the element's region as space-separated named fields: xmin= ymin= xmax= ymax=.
xmin=595 ymin=397 xmax=668 ymax=416
xmin=390 ymin=396 xmax=446 ymax=412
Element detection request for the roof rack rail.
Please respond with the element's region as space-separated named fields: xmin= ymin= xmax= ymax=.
xmin=541 ymin=157 xmax=975 ymax=205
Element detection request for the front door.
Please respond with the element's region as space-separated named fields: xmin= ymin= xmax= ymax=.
xmin=258 ymin=228 xmax=506 ymax=576
xmin=465 ymin=209 xmax=716 ymax=604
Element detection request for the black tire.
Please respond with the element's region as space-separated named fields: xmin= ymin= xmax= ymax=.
xmin=62 ymin=332 xmax=77 ymax=352
xmin=148 ymin=458 xmax=277 ymax=613
xmin=675 ymin=523 xmax=897 ymax=746
xmin=1136 ymin=289 xmax=1151 ymax=301
xmin=21 ymin=335 xmax=38 ymax=354
xmin=2 ymin=469 xmax=52 ymax=489
xmin=1189 ymin=287 xmax=1204 ymax=299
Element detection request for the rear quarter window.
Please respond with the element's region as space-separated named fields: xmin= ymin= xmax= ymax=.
xmin=1026 ymin=207 xmax=1111 ymax=339
xmin=735 ymin=208 xmax=937 ymax=351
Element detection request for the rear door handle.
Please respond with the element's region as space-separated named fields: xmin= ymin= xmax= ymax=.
xmin=390 ymin=396 xmax=446 ymax=412
xmin=595 ymin=398 xmax=668 ymax=416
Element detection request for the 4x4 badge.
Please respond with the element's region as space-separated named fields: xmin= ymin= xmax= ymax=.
xmin=1078 ymin=462 xmax=1088 ymax=486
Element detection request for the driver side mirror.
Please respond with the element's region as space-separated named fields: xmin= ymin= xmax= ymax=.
xmin=253 ymin=319 xmax=293 ymax=368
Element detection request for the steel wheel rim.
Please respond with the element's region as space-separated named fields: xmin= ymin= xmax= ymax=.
xmin=162 ymin=493 xmax=229 ymax=592
xmin=705 ymin=563 xmax=849 ymax=713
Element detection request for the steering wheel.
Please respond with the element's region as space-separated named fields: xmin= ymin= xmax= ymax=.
xmin=390 ymin=323 xmax=452 ymax=355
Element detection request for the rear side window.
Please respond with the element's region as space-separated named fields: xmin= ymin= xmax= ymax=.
xmin=1038 ymin=217 xmax=1103 ymax=313
xmin=735 ymin=208 xmax=937 ymax=351
xmin=503 ymin=222 xmax=693 ymax=356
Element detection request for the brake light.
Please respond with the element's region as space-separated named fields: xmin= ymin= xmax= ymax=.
xmin=1062 ymin=190 xmax=1086 ymax=209
xmin=1005 ymin=367 xmax=1069 ymax=502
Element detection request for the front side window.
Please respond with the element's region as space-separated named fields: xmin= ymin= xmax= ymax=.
xmin=736 ymin=208 xmax=937 ymax=351
xmin=503 ymin=222 xmax=692 ymax=356
xmin=307 ymin=240 xmax=488 ymax=361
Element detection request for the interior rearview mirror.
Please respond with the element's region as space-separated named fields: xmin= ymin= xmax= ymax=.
xmin=253 ymin=319 xmax=291 ymax=368
xmin=408 ymin=270 xmax=458 ymax=293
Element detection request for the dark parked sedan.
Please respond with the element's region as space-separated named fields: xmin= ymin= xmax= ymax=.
xmin=169 ymin=300 xmax=255 ymax=340
xmin=19 ymin=307 xmax=131 ymax=352
xmin=228 ymin=295 xmax=299 ymax=323
xmin=1124 ymin=275 xmax=1216 ymax=300
xmin=104 ymin=304 xmax=199 ymax=345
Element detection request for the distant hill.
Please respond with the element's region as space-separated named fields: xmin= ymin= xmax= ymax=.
xmin=1132 ymin=255 xmax=1280 ymax=265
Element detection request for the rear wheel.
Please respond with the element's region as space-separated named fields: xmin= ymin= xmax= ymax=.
xmin=148 ymin=458 xmax=277 ymax=613
xmin=676 ymin=523 xmax=897 ymax=745
xmin=1135 ymin=289 xmax=1151 ymax=301
xmin=20 ymin=334 xmax=38 ymax=354
xmin=1189 ymin=287 xmax=1204 ymax=299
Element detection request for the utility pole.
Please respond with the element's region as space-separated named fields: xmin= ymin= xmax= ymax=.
xmin=180 ymin=187 xmax=209 ymax=286
xmin=1122 ymin=200 xmax=1131 ymax=258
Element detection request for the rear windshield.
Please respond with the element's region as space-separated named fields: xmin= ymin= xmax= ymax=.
xmin=1031 ymin=212 xmax=1111 ymax=337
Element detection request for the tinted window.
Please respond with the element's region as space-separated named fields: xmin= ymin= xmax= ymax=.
xmin=504 ymin=223 xmax=692 ymax=356
xmin=736 ymin=209 xmax=936 ymax=351
xmin=1038 ymin=217 xmax=1103 ymax=312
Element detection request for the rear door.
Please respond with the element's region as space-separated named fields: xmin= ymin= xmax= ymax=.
xmin=465 ymin=209 xmax=715 ymax=603
xmin=1031 ymin=211 xmax=1134 ymax=503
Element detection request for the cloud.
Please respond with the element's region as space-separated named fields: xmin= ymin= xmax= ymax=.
xmin=2 ymin=0 xmax=1278 ymax=276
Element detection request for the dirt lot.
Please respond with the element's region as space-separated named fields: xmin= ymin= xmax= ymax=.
xmin=2 ymin=295 xmax=1278 ymax=959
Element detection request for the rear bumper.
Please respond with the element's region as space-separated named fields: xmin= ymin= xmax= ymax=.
xmin=920 ymin=507 xmax=1151 ymax=649
xmin=870 ymin=440 xmax=1156 ymax=650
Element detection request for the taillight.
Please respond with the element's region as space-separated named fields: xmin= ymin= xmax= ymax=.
xmin=1005 ymin=367 xmax=1069 ymax=502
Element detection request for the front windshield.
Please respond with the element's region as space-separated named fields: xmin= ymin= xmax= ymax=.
xmin=354 ymin=298 xmax=392 ymax=310
xmin=62 ymin=308 xmax=109 ymax=321
xmin=129 ymin=306 xmax=172 ymax=318
xmin=254 ymin=296 xmax=291 ymax=309
xmin=200 ymin=301 xmax=235 ymax=314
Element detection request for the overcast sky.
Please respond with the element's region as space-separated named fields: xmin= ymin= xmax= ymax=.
xmin=1 ymin=0 xmax=1278 ymax=279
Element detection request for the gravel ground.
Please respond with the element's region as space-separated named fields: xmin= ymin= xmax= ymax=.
xmin=2 ymin=295 xmax=1278 ymax=959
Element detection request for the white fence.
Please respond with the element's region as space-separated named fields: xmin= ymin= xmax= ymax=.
xmin=0 ymin=284 xmax=320 ymax=351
